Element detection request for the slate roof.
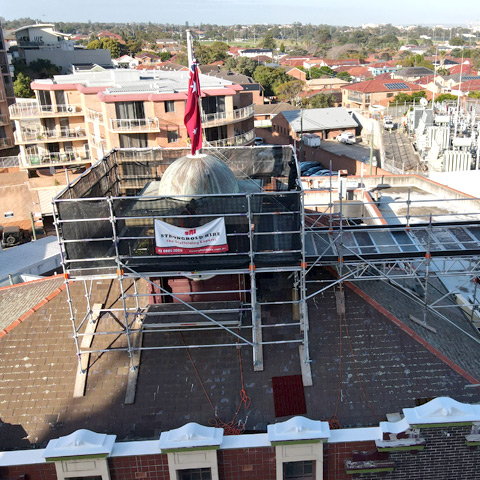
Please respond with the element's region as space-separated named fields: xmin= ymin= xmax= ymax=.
xmin=279 ymin=107 xmax=358 ymax=132
xmin=394 ymin=67 xmax=435 ymax=78
xmin=254 ymin=102 xmax=299 ymax=116
xmin=0 ymin=276 xmax=64 ymax=332
xmin=0 ymin=273 xmax=478 ymax=450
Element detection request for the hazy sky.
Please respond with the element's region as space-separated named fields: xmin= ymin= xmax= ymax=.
xmin=2 ymin=0 xmax=480 ymax=27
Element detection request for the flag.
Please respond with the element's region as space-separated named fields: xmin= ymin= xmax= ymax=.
xmin=184 ymin=61 xmax=203 ymax=155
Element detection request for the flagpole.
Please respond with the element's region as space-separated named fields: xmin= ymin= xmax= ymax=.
xmin=186 ymin=29 xmax=193 ymax=68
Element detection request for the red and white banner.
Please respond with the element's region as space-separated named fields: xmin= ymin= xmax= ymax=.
xmin=154 ymin=218 xmax=228 ymax=255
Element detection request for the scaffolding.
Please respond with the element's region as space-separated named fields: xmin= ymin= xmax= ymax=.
xmin=53 ymin=146 xmax=310 ymax=388
xmin=54 ymin=146 xmax=480 ymax=396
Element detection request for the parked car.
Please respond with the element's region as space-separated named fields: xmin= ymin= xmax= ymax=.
xmin=383 ymin=116 xmax=394 ymax=130
xmin=336 ymin=132 xmax=356 ymax=144
xmin=300 ymin=161 xmax=321 ymax=175
xmin=1 ymin=226 xmax=31 ymax=248
xmin=254 ymin=137 xmax=264 ymax=145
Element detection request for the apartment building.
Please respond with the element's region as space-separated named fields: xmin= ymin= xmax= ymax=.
xmin=0 ymin=24 xmax=15 ymax=156
xmin=9 ymin=69 xmax=255 ymax=170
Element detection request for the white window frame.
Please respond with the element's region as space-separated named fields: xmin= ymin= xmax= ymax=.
xmin=275 ymin=443 xmax=323 ymax=480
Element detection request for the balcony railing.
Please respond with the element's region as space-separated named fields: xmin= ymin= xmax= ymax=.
xmin=15 ymin=127 xmax=87 ymax=144
xmin=0 ymin=155 xmax=20 ymax=167
xmin=23 ymin=150 xmax=90 ymax=167
xmin=86 ymin=108 xmax=104 ymax=123
xmin=9 ymin=101 xmax=83 ymax=119
xmin=0 ymin=114 xmax=9 ymax=125
xmin=0 ymin=137 xmax=14 ymax=149
xmin=109 ymin=117 xmax=160 ymax=132
xmin=206 ymin=129 xmax=255 ymax=148
xmin=201 ymin=104 xmax=254 ymax=127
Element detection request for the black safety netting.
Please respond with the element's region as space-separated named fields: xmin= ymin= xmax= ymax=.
xmin=54 ymin=146 xmax=303 ymax=276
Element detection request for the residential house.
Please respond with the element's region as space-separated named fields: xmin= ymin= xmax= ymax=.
xmin=10 ymin=23 xmax=112 ymax=73
xmin=113 ymin=54 xmax=139 ymax=69
xmin=0 ymin=24 xmax=15 ymax=157
xmin=285 ymin=67 xmax=307 ymax=82
xmin=254 ymin=101 xmax=298 ymax=127
xmin=392 ymin=67 xmax=434 ymax=82
xmin=272 ymin=106 xmax=358 ymax=142
xmin=96 ymin=30 xmax=126 ymax=45
xmin=136 ymin=52 xmax=162 ymax=65
xmin=342 ymin=78 xmax=424 ymax=109
xmin=238 ymin=48 xmax=272 ymax=59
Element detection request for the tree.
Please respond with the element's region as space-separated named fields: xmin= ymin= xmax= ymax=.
xmin=301 ymin=93 xmax=336 ymax=109
xmin=469 ymin=91 xmax=480 ymax=99
xmin=389 ymin=90 xmax=427 ymax=105
xmin=196 ymin=41 xmax=229 ymax=64
xmin=87 ymin=38 xmax=123 ymax=58
xmin=279 ymin=42 xmax=286 ymax=53
xmin=450 ymin=37 xmax=466 ymax=46
xmin=261 ymin=31 xmax=276 ymax=51
xmin=14 ymin=73 xmax=34 ymax=98
xmin=27 ymin=59 xmax=60 ymax=78
xmin=253 ymin=66 xmax=288 ymax=96
xmin=336 ymin=71 xmax=352 ymax=82
xmin=159 ymin=52 xmax=171 ymax=62
xmin=275 ymin=80 xmax=304 ymax=104
xmin=435 ymin=93 xmax=457 ymax=102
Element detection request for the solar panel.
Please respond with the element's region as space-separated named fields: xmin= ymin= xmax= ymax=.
xmin=462 ymin=75 xmax=480 ymax=80
xmin=385 ymin=82 xmax=409 ymax=90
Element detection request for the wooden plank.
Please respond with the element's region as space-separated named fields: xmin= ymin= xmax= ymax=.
xmin=408 ymin=315 xmax=437 ymax=334
xmin=73 ymin=303 xmax=102 ymax=398
xmin=253 ymin=304 xmax=264 ymax=372
xmin=125 ymin=317 xmax=144 ymax=404
xmin=335 ymin=289 xmax=345 ymax=316
xmin=299 ymin=345 xmax=313 ymax=387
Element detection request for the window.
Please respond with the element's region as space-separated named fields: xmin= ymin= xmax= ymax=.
xmin=283 ymin=461 xmax=314 ymax=480
xmin=386 ymin=93 xmax=394 ymax=98
xmin=165 ymin=101 xmax=175 ymax=113
xmin=4 ymin=212 xmax=14 ymax=218
xmin=119 ymin=133 xmax=148 ymax=148
xmin=167 ymin=130 xmax=178 ymax=143
xmin=115 ymin=101 xmax=145 ymax=120
xmin=202 ymin=96 xmax=225 ymax=115
xmin=177 ymin=468 xmax=211 ymax=480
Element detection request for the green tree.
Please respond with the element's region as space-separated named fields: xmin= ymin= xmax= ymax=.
xmin=87 ymin=38 xmax=123 ymax=58
xmin=301 ymin=93 xmax=336 ymax=108
xmin=126 ymin=39 xmax=143 ymax=55
xmin=336 ymin=71 xmax=352 ymax=82
xmin=14 ymin=72 xmax=34 ymax=98
xmin=159 ymin=52 xmax=171 ymax=62
xmin=435 ymin=93 xmax=457 ymax=102
xmin=196 ymin=41 xmax=229 ymax=64
xmin=279 ymin=42 xmax=286 ymax=53
xmin=261 ymin=31 xmax=276 ymax=50
xmin=86 ymin=39 xmax=102 ymax=50
xmin=468 ymin=91 xmax=480 ymax=99
xmin=253 ymin=66 xmax=288 ymax=96
xmin=274 ymin=80 xmax=304 ymax=104
xmin=27 ymin=59 xmax=60 ymax=78
xmin=389 ymin=90 xmax=427 ymax=105
xmin=450 ymin=37 xmax=466 ymax=46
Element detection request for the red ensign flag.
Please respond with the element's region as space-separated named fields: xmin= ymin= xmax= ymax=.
xmin=184 ymin=62 xmax=203 ymax=155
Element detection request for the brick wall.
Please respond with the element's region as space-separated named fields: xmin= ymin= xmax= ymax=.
xmin=218 ymin=447 xmax=276 ymax=480
xmin=0 ymin=462 xmax=57 ymax=480
xmin=323 ymin=441 xmax=377 ymax=480
xmin=109 ymin=454 xmax=170 ymax=480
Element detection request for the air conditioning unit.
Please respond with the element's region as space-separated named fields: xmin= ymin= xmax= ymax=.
xmin=67 ymin=105 xmax=76 ymax=113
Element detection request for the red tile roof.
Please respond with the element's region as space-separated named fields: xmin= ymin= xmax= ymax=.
xmin=342 ymin=78 xmax=423 ymax=93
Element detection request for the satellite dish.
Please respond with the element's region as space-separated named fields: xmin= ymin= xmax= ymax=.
xmin=420 ymin=98 xmax=428 ymax=106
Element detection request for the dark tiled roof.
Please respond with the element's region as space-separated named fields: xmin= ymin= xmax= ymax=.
xmin=0 ymin=277 xmax=65 ymax=332
xmin=0 ymin=274 xmax=478 ymax=450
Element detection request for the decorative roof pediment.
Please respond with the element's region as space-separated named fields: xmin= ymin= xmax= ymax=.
xmin=158 ymin=422 xmax=223 ymax=451
xmin=267 ymin=416 xmax=330 ymax=443
xmin=43 ymin=429 xmax=116 ymax=459
xmin=403 ymin=397 xmax=480 ymax=425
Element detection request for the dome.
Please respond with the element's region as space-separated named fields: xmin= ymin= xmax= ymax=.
xmin=158 ymin=154 xmax=240 ymax=201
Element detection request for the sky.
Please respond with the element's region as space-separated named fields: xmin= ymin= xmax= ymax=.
xmin=2 ymin=0 xmax=480 ymax=27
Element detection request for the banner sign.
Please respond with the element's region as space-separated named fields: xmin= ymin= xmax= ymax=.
xmin=154 ymin=218 xmax=228 ymax=255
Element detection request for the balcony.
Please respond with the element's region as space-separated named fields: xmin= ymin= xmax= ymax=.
xmin=15 ymin=126 xmax=87 ymax=144
xmin=201 ymin=104 xmax=255 ymax=127
xmin=22 ymin=150 xmax=90 ymax=168
xmin=0 ymin=156 xmax=20 ymax=168
xmin=109 ymin=117 xmax=160 ymax=132
xmin=0 ymin=114 xmax=9 ymax=125
xmin=86 ymin=108 xmax=104 ymax=123
xmin=9 ymin=101 xmax=83 ymax=119
xmin=0 ymin=137 xmax=14 ymax=149
xmin=206 ymin=129 xmax=255 ymax=148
